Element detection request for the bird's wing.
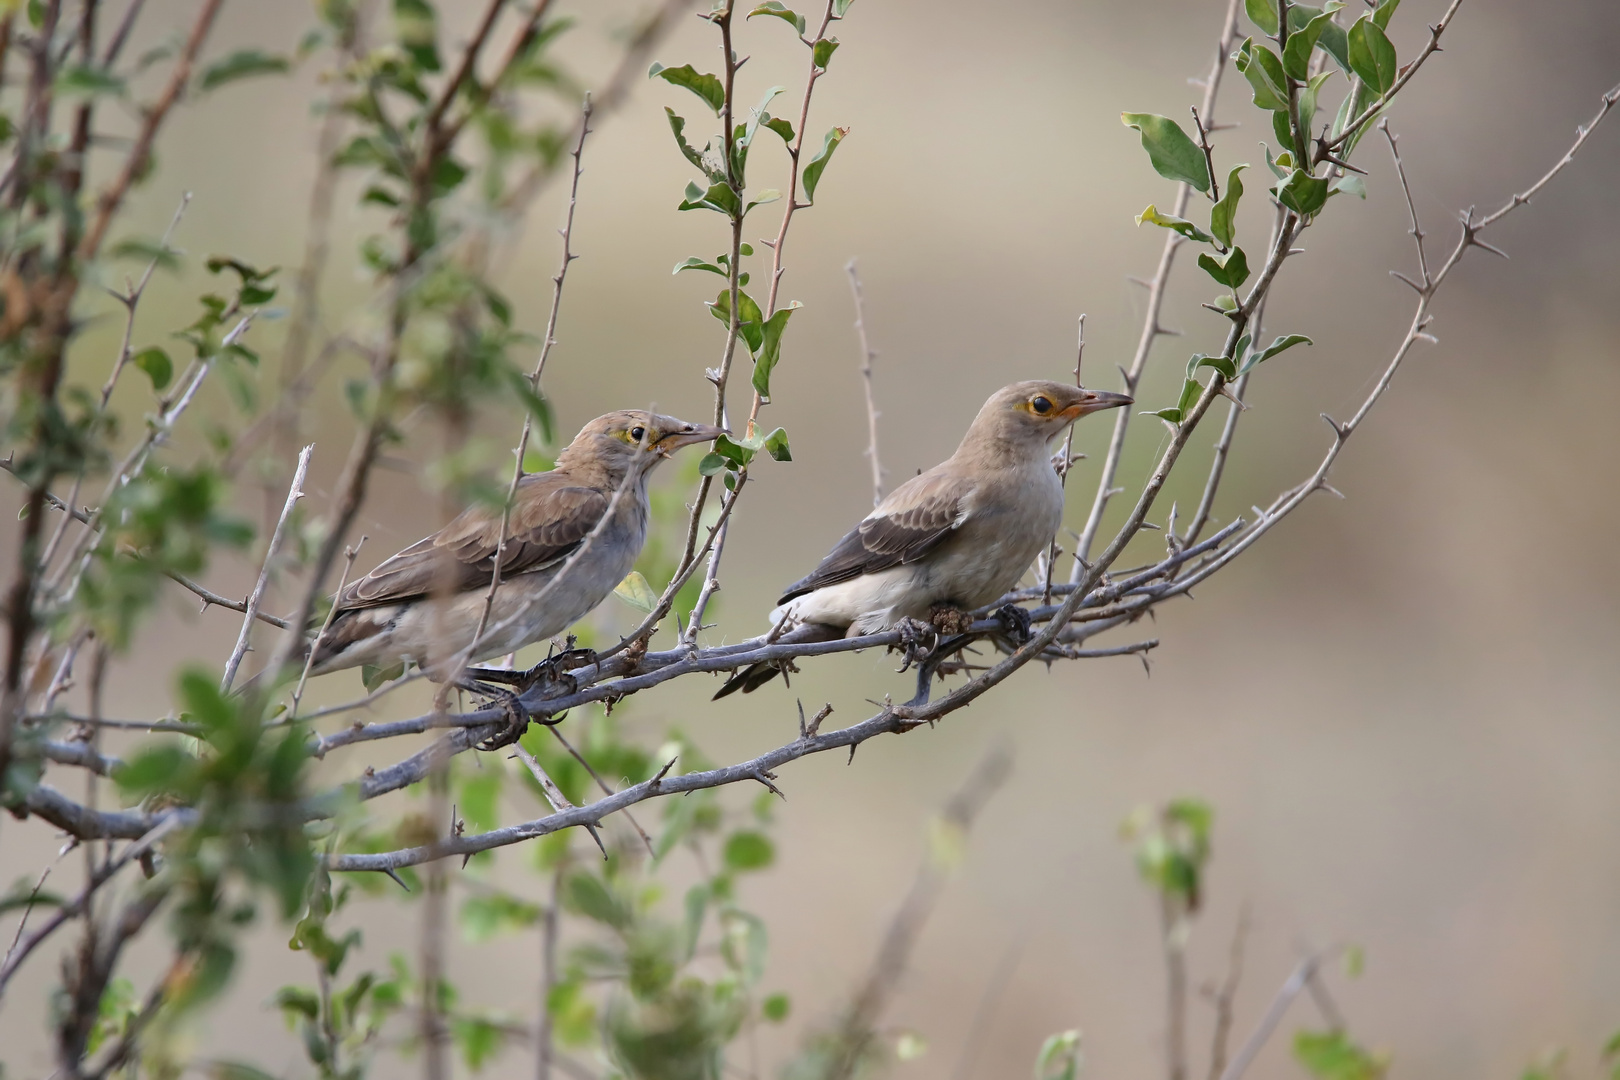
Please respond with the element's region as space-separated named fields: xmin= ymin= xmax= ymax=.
xmin=778 ymin=466 xmax=974 ymax=603
xmin=336 ymin=473 xmax=609 ymax=611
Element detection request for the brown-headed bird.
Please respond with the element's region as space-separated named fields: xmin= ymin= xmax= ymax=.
xmin=303 ymin=411 xmax=722 ymax=688
xmin=714 ymin=380 xmax=1131 ymax=697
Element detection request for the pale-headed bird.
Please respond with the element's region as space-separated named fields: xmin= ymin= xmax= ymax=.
xmin=715 ymin=381 xmax=1131 ymax=697
xmin=302 ymin=411 xmax=723 ymax=684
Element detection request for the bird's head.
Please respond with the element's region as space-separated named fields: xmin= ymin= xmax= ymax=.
xmin=965 ymin=380 xmax=1134 ymax=459
xmin=560 ymin=410 xmax=727 ymax=481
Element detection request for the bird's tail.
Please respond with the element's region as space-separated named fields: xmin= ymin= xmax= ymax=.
xmin=712 ymin=622 xmax=843 ymax=699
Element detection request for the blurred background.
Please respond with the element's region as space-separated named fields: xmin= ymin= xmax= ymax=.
xmin=4 ymin=0 xmax=1620 ymax=1076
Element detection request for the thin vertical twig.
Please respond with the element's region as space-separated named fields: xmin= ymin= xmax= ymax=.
xmin=289 ymin=536 xmax=366 ymax=718
xmin=221 ymin=445 xmax=313 ymax=693
xmin=536 ymin=864 xmax=562 ymax=1080
xmin=845 ymin=259 xmax=884 ymax=506
xmin=457 ymin=96 xmax=593 ymax=678
xmin=1044 ymin=314 xmax=1085 ymax=604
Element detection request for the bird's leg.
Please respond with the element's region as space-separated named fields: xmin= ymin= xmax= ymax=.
xmin=890 ymin=617 xmax=938 ymax=674
xmin=994 ymin=603 xmax=1034 ymax=646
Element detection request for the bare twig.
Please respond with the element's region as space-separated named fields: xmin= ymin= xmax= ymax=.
xmin=458 ymin=97 xmax=593 ymax=680
xmin=290 ymin=537 xmax=366 ymax=719
xmin=221 ymin=444 xmax=312 ymax=692
xmin=846 ymin=259 xmax=884 ymax=506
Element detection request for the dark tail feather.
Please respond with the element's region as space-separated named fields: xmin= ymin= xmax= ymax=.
xmin=712 ymin=661 xmax=785 ymax=699
xmin=712 ymin=622 xmax=843 ymax=700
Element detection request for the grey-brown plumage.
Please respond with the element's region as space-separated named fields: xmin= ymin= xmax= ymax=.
xmin=306 ymin=410 xmax=723 ymax=680
xmin=715 ymin=381 xmax=1131 ymax=696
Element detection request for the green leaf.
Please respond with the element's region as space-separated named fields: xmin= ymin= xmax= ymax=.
xmin=1198 ymin=247 xmax=1250 ymax=290
xmin=678 ymin=179 xmax=742 ymax=217
xmin=1036 ymin=1030 xmax=1083 ymax=1080
xmin=1120 ymin=112 xmax=1210 ymax=192
xmin=648 ymin=62 xmax=725 ymax=116
xmin=674 ymin=256 xmax=726 ymax=277
xmin=746 ymin=188 xmax=782 ymax=214
xmin=1284 ymin=3 xmax=1344 ymax=80
xmin=1331 ymin=174 xmax=1366 ymax=199
xmin=565 ymin=872 xmax=633 ymax=930
xmin=697 ymin=452 xmax=731 ymax=477
xmin=1239 ymin=333 xmax=1312 ymax=374
xmin=833 ymin=0 xmax=855 ymax=14
xmin=1372 ymin=0 xmax=1400 ymax=31
xmin=664 ymin=108 xmax=720 ymax=181
xmin=1244 ymin=0 xmax=1278 ymax=35
xmin=115 ymin=744 xmax=192 ymax=795
xmin=1186 ymin=352 xmax=1236 ymax=382
xmin=802 ymin=126 xmax=847 ymax=204
xmin=200 ymin=49 xmax=290 ymax=91
xmin=1294 ymin=1030 xmax=1389 ymax=1080
xmin=1134 ymin=204 xmax=1214 ymax=245
xmin=1316 ymin=19 xmax=1352 ymax=75
xmin=740 ymin=86 xmax=786 ymax=152
xmin=813 ymin=37 xmax=840 ymax=69
xmin=132 ymin=347 xmax=173 ymax=392
xmin=1347 ymin=16 xmax=1398 ymax=95
xmin=752 ymin=302 xmax=801 ymax=398
xmin=55 ymin=64 xmax=126 ymax=98
xmin=394 ymin=0 xmax=441 ymax=71
xmin=1234 ymin=38 xmax=1288 ymax=112
xmin=762 ymin=992 xmax=791 ymax=1022
xmin=1274 ymin=168 xmax=1331 ymax=217
xmin=747 ymin=1 xmax=806 ymax=34
xmin=613 ymin=571 xmax=659 ymax=613
xmin=360 ymin=661 xmax=405 ymax=692
xmin=1209 ymin=164 xmax=1247 ymax=249
xmin=723 ymin=830 xmax=775 ymax=872
xmin=761 ymin=115 xmax=795 ymax=143
xmin=762 ymin=427 xmax=791 ymax=462
xmin=710 ymin=288 xmax=765 ymax=354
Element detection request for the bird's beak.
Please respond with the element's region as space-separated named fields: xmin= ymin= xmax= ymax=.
xmin=1061 ymin=388 xmax=1134 ymax=419
xmin=656 ymin=423 xmax=728 ymax=455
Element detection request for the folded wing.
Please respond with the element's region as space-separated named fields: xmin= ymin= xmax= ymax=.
xmin=778 ymin=467 xmax=974 ymax=604
xmin=337 ymin=473 xmax=608 ymax=612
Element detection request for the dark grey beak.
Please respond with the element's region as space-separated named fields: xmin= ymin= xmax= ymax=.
xmin=657 ymin=423 xmax=728 ymax=451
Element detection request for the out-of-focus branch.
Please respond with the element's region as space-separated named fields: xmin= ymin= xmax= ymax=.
xmin=812 ymin=743 xmax=1013 ymax=1080
xmin=845 ymin=259 xmax=884 ymax=506
xmin=78 ymin=0 xmax=224 ymax=261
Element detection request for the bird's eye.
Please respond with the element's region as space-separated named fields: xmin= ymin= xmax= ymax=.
xmin=1031 ymin=396 xmax=1053 ymax=414
xmin=630 ymin=426 xmax=646 ymax=442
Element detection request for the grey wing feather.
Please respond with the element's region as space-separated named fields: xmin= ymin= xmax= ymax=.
xmin=778 ymin=468 xmax=972 ymax=604
xmin=335 ymin=473 xmax=607 ymax=612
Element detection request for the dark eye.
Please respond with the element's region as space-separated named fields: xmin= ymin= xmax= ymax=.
xmin=1031 ymin=396 xmax=1053 ymax=414
xmin=630 ymin=426 xmax=646 ymax=442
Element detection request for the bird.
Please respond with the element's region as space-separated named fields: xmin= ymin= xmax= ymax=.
xmin=713 ymin=380 xmax=1131 ymax=698
xmin=299 ymin=410 xmax=723 ymax=701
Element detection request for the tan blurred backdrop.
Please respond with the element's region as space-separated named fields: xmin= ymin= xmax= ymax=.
xmin=4 ymin=0 xmax=1620 ymax=1076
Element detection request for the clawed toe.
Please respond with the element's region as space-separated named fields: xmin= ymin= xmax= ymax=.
xmin=890 ymin=617 xmax=939 ymax=674
xmin=995 ymin=603 xmax=1033 ymax=646
xmin=470 ymin=684 xmax=529 ymax=752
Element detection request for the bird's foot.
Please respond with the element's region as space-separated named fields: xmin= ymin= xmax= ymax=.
xmin=468 ymin=683 xmax=530 ymax=752
xmin=994 ymin=603 xmax=1034 ymax=646
xmin=928 ymin=603 xmax=973 ymax=636
xmin=890 ymin=617 xmax=939 ymax=674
